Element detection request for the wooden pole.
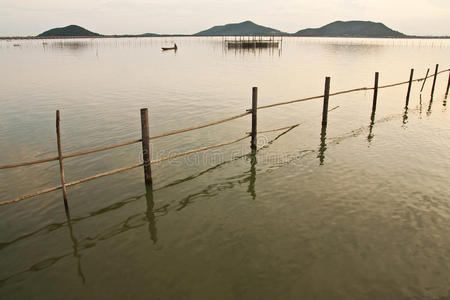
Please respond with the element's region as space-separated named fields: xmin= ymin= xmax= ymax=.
xmin=405 ymin=68 xmax=414 ymax=108
xmin=430 ymin=64 xmax=439 ymax=99
xmin=322 ymin=77 xmax=331 ymax=125
xmin=446 ymin=71 xmax=450 ymax=99
xmin=140 ymin=108 xmax=152 ymax=185
xmin=251 ymin=87 xmax=258 ymax=150
xmin=372 ymin=72 xmax=379 ymax=113
xmin=420 ymin=68 xmax=430 ymax=93
xmin=56 ymin=110 xmax=68 ymax=209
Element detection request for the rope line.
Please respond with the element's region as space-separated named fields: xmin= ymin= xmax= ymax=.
xmin=63 ymin=139 xmax=142 ymax=159
xmin=151 ymin=134 xmax=251 ymax=164
xmin=149 ymin=112 xmax=250 ymax=140
xmin=256 ymin=124 xmax=300 ymax=134
xmin=66 ymin=163 xmax=143 ymax=187
xmin=0 ymin=163 xmax=144 ymax=207
xmin=258 ymin=95 xmax=323 ymax=110
xmin=328 ymin=105 xmax=340 ymax=112
xmin=0 ymin=138 xmax=142 ymax=170
xmin=0 ymin=156 xmax=59 ymax=170
xmin=0 ymin=185 xmax=62 ymax=206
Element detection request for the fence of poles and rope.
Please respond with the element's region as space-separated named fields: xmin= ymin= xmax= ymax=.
xmin=1 ymin=65 xmax=449 ymax=207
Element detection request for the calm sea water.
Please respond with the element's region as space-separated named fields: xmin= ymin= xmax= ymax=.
xmin=0 ymin=37 xmax=449 ymax=299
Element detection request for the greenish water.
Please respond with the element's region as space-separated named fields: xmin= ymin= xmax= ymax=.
xmin=0 ymin=37 xmax=449 ymax=299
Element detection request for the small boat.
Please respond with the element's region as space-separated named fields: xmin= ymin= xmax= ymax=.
xmin=162 ymin=43 xmax=177 ymax=51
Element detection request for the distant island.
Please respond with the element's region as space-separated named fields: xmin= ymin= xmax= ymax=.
xmin=195 ymin=21 xmax=287 ymax=36
xmin=38 ymin=25 xmax=101 ymax=37
xmin=294 ymin=21 xmax=405 ymax=38
xmin=8 ymin=21 xmax=446 ymax=39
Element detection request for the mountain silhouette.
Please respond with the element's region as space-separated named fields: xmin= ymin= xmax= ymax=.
xmin=195 ymin=21 xmax=287 ymax=36
xmin=294 ymin=21 xmax=405 ymax=37
xmin=38 ymin=25 xmax=101 ymax=37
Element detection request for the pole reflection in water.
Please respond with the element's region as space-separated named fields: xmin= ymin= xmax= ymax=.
xmin=318 ymin=124 xmax=327 ymax=165
xmin=247 ymin=150 xmax=257 ymax=200
xmin=63 ymin=206 xmax=86 ymax=284
xmin=145 ymin=184 xmax=158 ymax=244
xmin=427 ymin=96 xmax=433 ymax=116
xmin=418 ymin=94 xmax=424 ymax=119
xmin=368 ymin=111 xmax=376 ymax=143
xmin=402 ymin=107 xmax=409 ymax=125
xmin=224 ymin=45 xmax=282 ymax=57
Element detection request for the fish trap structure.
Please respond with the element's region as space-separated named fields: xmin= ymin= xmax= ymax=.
xmin=225 ymin=36 xmax=282 ymax=49
xmin=1 ymin=64 xmax=449 ymax=210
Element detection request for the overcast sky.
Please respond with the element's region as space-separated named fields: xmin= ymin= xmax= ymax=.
xmin=1 ymin=0 xmax=449 ymax=36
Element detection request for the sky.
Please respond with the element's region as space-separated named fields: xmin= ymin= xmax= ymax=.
xmin=0 ymin=0 xmax=449 ymax=36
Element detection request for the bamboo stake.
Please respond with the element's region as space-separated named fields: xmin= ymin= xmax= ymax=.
xmin=251 ymin=87 xmax=258 ymax=149
xmin=322 ymin=77 xmax=331 ymax=125
xmin=141 ymin=108 xmax=152 ymax=185
xmin=56 ymin=110 xmax=68 ymax=208
xmin=405 ymin=69 xmax=414 ymax=108
xmin=431 ymin=64 xmax=439 ymax=99
xmin=420 ymin=68 xmax=430 ymax=93
xmin=446 ymin=71 xmax=450 ymax=99
xmin=372 ymin=72 xmax=379 ymax=113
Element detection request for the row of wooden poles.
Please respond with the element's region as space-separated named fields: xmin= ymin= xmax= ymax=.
xmin=1 ymin=65 xmax=449 ymax=208
xmin=227 ymin=36 xmax=283 ymax=42
xmin=322 ymin=64 xmax=447 ymax=126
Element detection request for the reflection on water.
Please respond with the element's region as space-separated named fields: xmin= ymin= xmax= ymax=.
xmin=419 ymin=94 xmax=424 ymax=118
xmin=224 ymin=45 xmax=282 ymax=57
xmin=1 ymin=123 xmax=317 ymax=287
xmin=247 ymin=151 xmax=257 ymax=200
xmin=318 ymin=125 xmax=327 ymax=165
xmin=0 ymin=104 xmax=434 ymax=282
xmin=402 ymin=107 xmax=409 ymax=126
xmin=368 ymin=111 xmax=376 ymax=143
xmin=0 ymin=164 xmax=259 ymax=286
xmin=145 ymin=184 xmax=158 ymax=244
xmin=50 ymin=41 xmax=89 ymax=50
xmin=427 ymin=96 xmax=434 ymax=115
xmin=0 ymin=104 xmax=449 ymax=298
xmin=64 ymin=207 xmax=86 ymax=284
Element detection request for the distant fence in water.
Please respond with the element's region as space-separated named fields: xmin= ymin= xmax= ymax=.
xmin=1 ymin=64 xmax=449 ymax=209
xmin=224 ymin=36 xmax=282 ymax=49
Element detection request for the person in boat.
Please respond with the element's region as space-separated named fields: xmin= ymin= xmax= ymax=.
xmin=174 ymin=43 xmax=177 ymax=50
